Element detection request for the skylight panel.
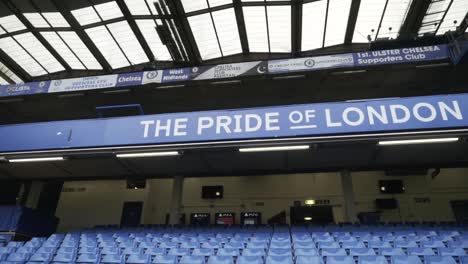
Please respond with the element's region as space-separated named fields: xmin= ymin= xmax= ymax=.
xmin=136 ymin=19 xmax=172 ymax=60
xmin=353 ymin=0 xmax=387 ymax=42
xmin=42 ymin=13 xmax=70 ymax=28
xmin=86 ymin=26 xmax=130 ymax=69
xmin=14 ymin=33 xmax=65 ymax=73
xmin=208 ymin=0 xmax=232 ymax=8
xmin=72 ymin=7 xmax=101 ymax=26
xmin=181 ymin=0 xmax=208 ymax=13
xmin=243 ymin=6 xmax=268 ymax=52
xmin=418 ymin=0 xmax=451 ymax=35
xmin=0 ymin=76 xmax=8 ymax=85
xmin=107 ymin=21 xmax=149 ymax=65
xmin=95 ymin=1 xmax=124 ymax=21
xmin=0 ymin=28 xmax=5 ymax=36
xmin=267 ymin=5 xmax=291 ymax=52
xmin=0 ymin=62 xmax=23 ymax=83
xmin=325 ymin=0 xmax=352 ymax=47
xmin=188 ymin=13 xmax=221 ymax=60
xmin=58 ymin=32 xmax=102 ymax=69
xmin=378 ymin=0 xmax=413 ymax=39
xmin=436 ymin=0 xmax=468 ymax=35
xmin=212 ymin=8 xmax=242 ymax=56
xmin=301 ymin=1 xmax=326 ymax=51
xmin=41 ymin=32 xmax=85 ymax=70
xmin=0 ymin=37 xmax=46 ymax=76
xmin=125 ymin=0 xmax=151 ymax=15
xmin=24 ymin=13 xmax=50 ymax=28
xmin=0 ymin=15 xmax=27 ymax=33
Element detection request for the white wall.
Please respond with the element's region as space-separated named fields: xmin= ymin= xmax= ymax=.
xmin=55 ymin=168 xmax=468 ymax=232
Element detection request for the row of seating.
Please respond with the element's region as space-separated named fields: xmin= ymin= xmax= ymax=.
xmin=0 ymin=252 xmax=467 ymax=264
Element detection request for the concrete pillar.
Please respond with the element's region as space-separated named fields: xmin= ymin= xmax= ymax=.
xmin=169 ymin=176 xmax=184 ymax=225
xmin=340 ymin=170 xmax=358 ymax=223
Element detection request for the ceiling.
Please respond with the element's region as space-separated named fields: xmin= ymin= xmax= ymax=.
xmin=0 ymin=0 xmax=466 ymax=84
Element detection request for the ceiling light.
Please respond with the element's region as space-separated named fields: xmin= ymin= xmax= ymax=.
xmin=239 ymin=145 xmax=310 ymax=153
xmin=8 ymin=157 xmax=64 ymax=163
xmin=305 ymin=200 xmax=316 ymax=205
xmin=378 ymin=138 xmax=459 ymax=146
xmin=116 ymin=151 xmax=180 ymax=158
xmin=304 ymin=217 xmax=313 ymax=221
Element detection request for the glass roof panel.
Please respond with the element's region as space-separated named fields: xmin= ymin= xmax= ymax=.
xmin=378 ymin=0 xmax=413 ymax=40
xmin=212 ymin=8 xmax=242 ymax=56
xmin=86 ymin=25 xmax=130 ymax=69
xmin=95 ymin=1 xmax=124 ymax=21
xmin=436 ymin=0 xmax=468 ymax=35
xmin=43 ymin=13 xmax=70 ymax=28
xmin=267 ymin=5 xmax=291 ymax=52
xmin=352 ymin=0 xmax=387 ymax=42
xmin=14 ymin=33 xmax=65 ymax=73
xmin=0 ymin=37 xmax=46 ymax=76
xmin=125 ymin=0 xmax=151 ymax=15
xmin=301 ymin=1 xmax=326 ymax=51
xmin=208 ymin=0 xmax=232 ymax=8
xmin=136 ymin=19 xmax=172 ymax=61
xmin=325 ymin=0 xmax=352 ymax=47
xmin=243 ymin=6 xmax=268 ymax=52
xmin=0 ymin=61 xmax=23 ymax=83
xmin=418 ymin=0 xmax=451 ymax=35
xmin=188 ymin=13 xmax=221 ymax=60
xmin=0 ymin=15 xmax=27 ymax=33
xmin=72 ymin=7 xmax=101 ymax=26
xmin=181 ymin=0 xmax=208 ymax=13
xmin=58 ymin=31 xmax=102 ymax=70
xmin=41 ymin=32 xmax=85 ymax=70
xmin=107 ymin=21 xmax=149 ymax=65
xmin=24 ymin=13 xmax=50 ymax=28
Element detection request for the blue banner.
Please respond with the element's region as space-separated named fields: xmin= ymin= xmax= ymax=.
xmin=0 ymin=44 xmax=455 ymax=98
xmin=0 ymin=93 xmax=466 ymax=153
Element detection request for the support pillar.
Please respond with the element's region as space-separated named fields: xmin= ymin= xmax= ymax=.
xmin=169 ymin=176 xmax=184 ymax=225
xmin=340 ymin=170 xmax=358 ymax=223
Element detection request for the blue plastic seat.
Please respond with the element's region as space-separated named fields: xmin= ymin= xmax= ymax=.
xmin=201 ymin=242 xmax=220 ymax=249
xmin=146 ymin=248 xmax=166 ymax=256
xmin=269 ymin=242 xmax=291 ymax=249
xmin=337 ymin=237 xmax=357 ymax=243
xmin=380 ymin=248 xmax=406 ymax=256
xmin=139 ymin=241 xmax=156 ymax=249
xmin=207 ymin=256 xmax=234 ymax=264
xmin=23 ymin=241 xmax=42 ymax=248
xmin=56 ymin=246 xmax=77 ymax=254
xmin=342 ymin=241 xmax=365 ymax=249
xmin=242 ymin=248 xmax=265 ymax=257
xmin=7 ymin=242 xmax=24 ymax=248
xmin=126 ymin=254 xmax=151 ymax=264
xmin=180 ymin=242 xmax=200 ymax=249
xmin=394 ymin=241 xmax=418 ymax=248
xmin=326 ymin=256 xmax=354 ymax=264
xmin=425 ymin=256 xmax=457 ymax=264
xmin=320 ymin=248 xmax=347 ymax=256
xmin=318 ymin=242 xmax=340 ymax=249
xmin=294 ymin=248 xmax=318 ymax=256
xmin=407 ymin=247 xmax=435 ymax=256
xmin=28 ymin=252 xmax=53 ymax=262
xmin=76 ymin=253 xmax=100 ymax=263
xmin=265 ymin=255 xmax=293 ymax=264
xmin=294 ymin=241 xmax=316 ymax=249
xmin=295 ymin=255 xmax=323 ymax=264
xmin=79 ymin=247 xmax=99 ymax=255
xmin=358 ymin=255 xmax=387 ymax=264
xmin=168 ymin=248 xmax=189 ymax=256
xmin=391 ymin=255 xmax=422 ymax=264
xmin=349 ymin=248 xmax=376 ymax=256
xmin=158 ymin=242 xmax=178 ymax=249
xmin=0 ymin=248 xmax=15 ymax=254
xmin=122 ymin=247 xmax=143 ymax=256
xmin=368 ymin=241 xmax=392 ymax=249
xmin=52 ymin=252 xmax=76 ymax=263
xmin=223 ymin=242 xmax=244 ymax=249
xmin=421 ymin=241 xmax=445 ymax=248
xmin=152 ymin=255 xmax=177 ymax=264
xmin=179 ymin=255 xmax=205 ymax=264
xmin=246 ymin=243 xmax=267 ymax=249
xmin=439 ymin=247 xmax=466 ymax=256
xmin=6 ymin=253 xmax=30 ymax=262
xmin=461 ymin=256 xmax=468 ymax=264
xmin=15 ymin=247 xmax=36 ymax=254
xmin=250 ymin=237 xmax=269 ymax=243
xmin=315 ymin=237 xmax=335 ymax=243
xmin=217 ymin=248 xmax=238 ymax=256
xmin=35 ymin=247 xmax=56 ymax=254
xmin=101 ymin=254 xmax=124 ymax=264
xmin=268 ymin=248 xmax=291 ymax=257
xmin=101 ymin=247 xmax=120 ymax=255
xmin=191 ymin=248 xmax=214 ymax=256
xmin=236 ymin=256 xmax=262 ymax=264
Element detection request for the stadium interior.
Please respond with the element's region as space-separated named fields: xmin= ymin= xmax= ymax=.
xmin=0 ymin=0 xmax=468 ymax=263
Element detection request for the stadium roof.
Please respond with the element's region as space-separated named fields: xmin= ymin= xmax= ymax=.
xmin=0 ymin=0 xmax=466 ymax=84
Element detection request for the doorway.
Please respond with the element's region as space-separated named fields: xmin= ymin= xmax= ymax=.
xmin=120 ymin=202 xmax=143 ymax=227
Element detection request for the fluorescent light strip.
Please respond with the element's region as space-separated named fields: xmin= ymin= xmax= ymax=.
xmin=239 ymin=145 xmax=310 ymax=153
xmin=378 ymin=137 xmax=459 ymax=146
xmin=8 ymin=157 xmax=64 ymax=163
xmin=116 ymin=151 xmax=180 ymax=158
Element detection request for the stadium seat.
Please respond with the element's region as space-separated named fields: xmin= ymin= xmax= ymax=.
xmin=0 ymin=247 xmax=16 ymax=254
xmin=421 ymin=241 xmax=445 ymax=248
xmin=146 ymin=248 xmax=166 ymax=256
xmin=407 ymin=247 xmax=435 ymax=256
xmin=158 ymin=242 xmax=178 ymax=249
xmin=320 ymin=248 xmax=347 ymax=256
xmin=168 ymin=248 xmax=189 ymax=256
xmin=15 ymin=247 xmax=36 ymax=254
xmin=294 ymin=248 xmax=318 ymax=256
xmin=380 ymin=247 xmax=406 ymax=256
xmin=152 ymin=255 xmax=177 ymax=264
xmin=178 ymin=255 xmax=205 ymax=264
xmin=326 ymin=256 xmax=354 ymax=264
xmin=349 ymin=248 xmax=376 ymax=256
xmin=394 ymin=241 xmax=418 ymax=248
xmin=315 ymin=237 xmax=335 ymax=243
xmin=425 ymin=256 xmax=457 ymax=264
xmin=139 ymin=241 xmax=156 ymax=249
xmin=217 ymin=248 xmax=239 ymax=256
xmin=246 ymin=242 xmax=267 ymax=249
xmin=52 ymin=252 xmax=76 ymax=263
xmin=28 ymin=252 xmax=53 ymax=263
xmin=6 ymin=242 xmax=24 ymax=248
xmin=5 ymin=253 xmax=31 ymax=262
xmin=265 ymin=255 xmax=293 ymax=264
xmin=268 ymin=248 xmax=291 ymax=256
xmin=236 ymin=256 xmax=263 ymax=264
xmin=358 ymin=255 xmax=388 ymax=264
xmin=191 ymin=248 xmax=214 ymax=256
xmin=36 ymin=247 xmax=56 ymax=254
xmin=123 ymin=247 xmax=143 ymax=256
xmin=101 ymin=247 xmax=120 ymax=255
xmin=126 ymin=254 xmax=151 ymax=264
xmin=207 ymin=256 xmax=234 ymax=264
xmin=295 ymin=255 xmax=324 ymax=264
xmin=180 ymin=242 xmax=200 ymax=249
xmin=317 ymin=242 xmax=340 ymax=249
xmin=242 ymin=248 xmax=265 ymax=257
xmin=56 ymin=246 xmax=77 ymax=255
xmin=342 ymin=241 xmax=365 ymax=249
xmin=201 ymin=242 xmax=220 ymax=249
xmin=439 ymin=247 xmax=467 ymax=256
xmin=461 ymin=256 xmax=468 ymax=264
xmin=76 ymin=253 xmax=100 ymax=263
xmin=79 ymin=247 xmax=99 ymax=255
xmin=101 ymin=254 xmax=124 ymax=264
xmin=294 ymin=241 xmax=316 ymax=249
xmin=391 ymin=255 xmax=422 ymax=264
